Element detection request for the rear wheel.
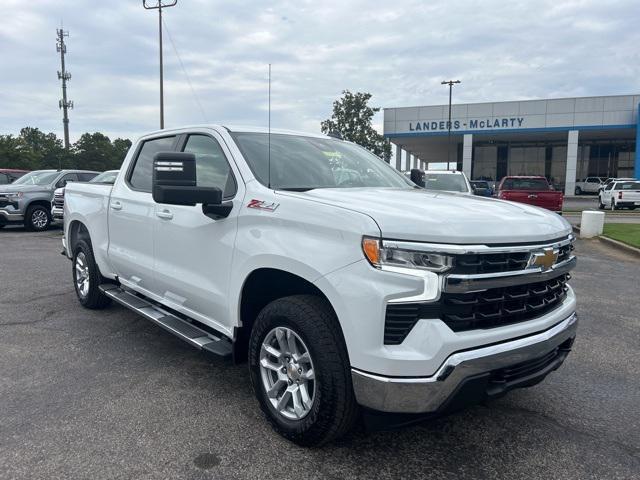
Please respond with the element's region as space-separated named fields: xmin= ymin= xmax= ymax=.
xmin=610 ymin=198 xmax=617 ymax=211
xmin=24 ymin=205 xmax=51 ymax=231
xmin=575 ymin=187 xmax=582 ymax=195
xmin=248 ymin=295 xmax=358 ymax=446
xmin=72 ymin=239 xmax=111 ymax=309
xmin=598 ymin=197 xmax=605 ymax=210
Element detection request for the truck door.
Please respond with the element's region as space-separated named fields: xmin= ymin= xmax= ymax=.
xmin=153 ymin=132 xmax=243 ymax=333
xmin=107 ymin=135 xmax=177 ymax=294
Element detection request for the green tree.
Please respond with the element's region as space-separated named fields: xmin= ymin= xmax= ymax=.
xmin=0 ymin=134 xmax=33 ymax=169
xmin=111 ymin=138 xmax=132 ymax=168
xmin=321 ymin=90 xmax=391 ymax=161
xmin=73 ymin=132 xmax=116 ymax=171
xmin=19 ymin=127 xmax=71 ymax=169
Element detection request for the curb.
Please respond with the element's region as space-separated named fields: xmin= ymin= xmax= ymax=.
xmin=572 ymin=224 xmax=640 ymax=258
xmin=597 ymin=235 xmax=640 ymax=259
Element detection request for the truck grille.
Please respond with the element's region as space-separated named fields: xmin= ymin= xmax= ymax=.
xmin=53 ymin=194 xmax=64 ymax=208
xmin=384 ymin=273 xmax=570 ymax=344
xmin=452 ymin=243 xmax=573 ymax=275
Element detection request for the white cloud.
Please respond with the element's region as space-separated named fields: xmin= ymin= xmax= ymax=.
xmin=0 ymin=0 xmax=638 ymax=143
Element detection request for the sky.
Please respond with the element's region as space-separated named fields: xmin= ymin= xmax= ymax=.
xmin=1 ymin=0 xmax=638 ymax=143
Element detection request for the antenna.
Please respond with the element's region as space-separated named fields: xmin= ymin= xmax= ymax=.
xmin=268 ymin=63 xmax=272 ymax=189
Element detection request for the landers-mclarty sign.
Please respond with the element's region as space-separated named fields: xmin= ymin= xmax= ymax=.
xmin=408 ymin=117 xmax=525 ymax=132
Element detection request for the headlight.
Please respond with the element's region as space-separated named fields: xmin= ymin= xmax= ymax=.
xmin=362 ymin=237 xmax=453 ymax=272
xmin=4 ymin=192 xmax=23 ymax=199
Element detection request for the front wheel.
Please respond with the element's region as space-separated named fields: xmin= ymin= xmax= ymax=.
xmin=248 ymin=295 xmax=358 ymax=446
xmin=72 ymin=239 xmax=112 ymax=309
xmin=598 ymin=197 xmax=605 ymax=210
xmin=575 ymin=187 xmax=582 ymax=195
xmin=24 ymin=205 xmax=51 ymax=231
xmin=610 ymin=199 xmax=617 ymax=211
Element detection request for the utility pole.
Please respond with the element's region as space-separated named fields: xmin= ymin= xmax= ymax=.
xmin=441 ymin=79 xmax=461 ymax=167
xmin=143 ymin=0 xmax=178 ymax=129
xmin=57 ymin=28 xmax=73 ymax=149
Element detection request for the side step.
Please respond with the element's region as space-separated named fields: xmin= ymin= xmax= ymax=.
xmin=99 ymin=284 xmax=232 ymax=358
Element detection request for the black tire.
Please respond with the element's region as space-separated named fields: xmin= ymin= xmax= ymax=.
xmin=248 ymin=295 xmax=358 ymax=446
xmin=610 ymin=198 xmax=617 ymax=211
xmin=598 ymin=197 xmax=605 ymax=210
xmin=24 ymin=204 xmax=51 ymax=231
xmin=575 ymin=187 xmax=582 ymax=195
xmin=72 ymin=239 xmax=111 ymax=309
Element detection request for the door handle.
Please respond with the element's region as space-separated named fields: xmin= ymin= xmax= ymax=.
xmin=156 ymin=209 xmax=173 ymax=220
xmin=110 ymin=201 xmax=123 ymax=210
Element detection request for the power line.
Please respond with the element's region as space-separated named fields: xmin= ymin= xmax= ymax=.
xmin=56 ymin=28 xmax=73 ymax=149
xmin=162 ymin=17 xmax=208 ymax=123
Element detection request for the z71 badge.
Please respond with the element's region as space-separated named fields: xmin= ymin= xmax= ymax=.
xmin=247 ymin=199 xmax=280 ymax=212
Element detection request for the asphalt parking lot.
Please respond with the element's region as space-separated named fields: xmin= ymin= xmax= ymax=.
xmin=1 ymin=227 xmax=639 ymax=480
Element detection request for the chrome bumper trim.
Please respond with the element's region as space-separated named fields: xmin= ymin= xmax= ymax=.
xmin=0 ymin=209 xmax=24 ymax=221
xmin=383 ymin=234 xmax=574 ymax=255
xmin=443 ymin=256 xmax=576 ymax=293
xmin=351 ymin=312 xmax=577 ymax=413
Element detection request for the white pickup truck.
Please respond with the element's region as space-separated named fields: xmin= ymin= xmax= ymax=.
xmin=63 ymin=125 xmax=578 ymax=446
xmin=598 ymin=180 xmax=640 ymax=210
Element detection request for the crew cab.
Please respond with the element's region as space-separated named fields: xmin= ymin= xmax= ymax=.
xmin=62 ymin=126 xmax=577 ymax=446
xmin=496 ymin=176 xmax=564 ymax=213
xmin=599 ymin=180 xmax=640 ymax=210
xmin=574 ymin=177 xmax=604 ymax=195
xmin=0 ymin=169 xmax=99 ymax=230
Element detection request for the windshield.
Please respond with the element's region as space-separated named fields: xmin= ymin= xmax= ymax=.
xmin=231 ymin=132 xmax=411 ymax=190
xmin=501 ymin=178 xmax=550 ymax=190
xmin=11 ymin=171 xmax=59 ymax=186
xmin=422 ymin=173 xmax=469 ymax=192
xmin=90 ymin=170 xmax=119 ymax=184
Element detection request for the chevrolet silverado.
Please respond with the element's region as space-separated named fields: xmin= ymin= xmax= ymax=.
xmin=62 ymin=125 xmax=578 ymax=446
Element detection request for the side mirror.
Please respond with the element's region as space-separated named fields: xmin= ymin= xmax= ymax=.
xmin=152 ymin=152 xmax=232 ymax=219
xmin=410 ymin=169 xmax=425 ymax=187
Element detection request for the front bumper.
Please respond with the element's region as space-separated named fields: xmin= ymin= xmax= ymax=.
xmin=351 ymin=312 xmax=577 ymax=413
xmin=0 ymin=209 xmax=24 ymax=223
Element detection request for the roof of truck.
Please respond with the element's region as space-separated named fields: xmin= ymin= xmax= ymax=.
xmin=141 ymin=124 xmax=333 ymax=140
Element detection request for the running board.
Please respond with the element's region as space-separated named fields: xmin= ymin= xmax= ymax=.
xmin=99 ymin=284 xmax=232 ymax=358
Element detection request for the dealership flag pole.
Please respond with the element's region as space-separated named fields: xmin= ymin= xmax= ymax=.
xmin=441 ymin=80 xmax=461 ymax=168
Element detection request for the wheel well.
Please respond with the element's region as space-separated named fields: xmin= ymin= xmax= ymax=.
xmin=25 ymin=200 xmax=52 ymax=214
xmin=234 ymin=268 xmax=340 ymax=364
xmin=68 ymin=220 xmax=90 ymax=254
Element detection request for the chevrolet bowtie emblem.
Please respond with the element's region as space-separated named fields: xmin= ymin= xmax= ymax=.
xmin=528 ymin=248 xmax=558 ymax=271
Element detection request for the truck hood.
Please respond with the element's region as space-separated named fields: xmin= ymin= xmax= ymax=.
xmin=282 ymin=188 xmax=571 ymax=244
xmin=0 ymin=184 xmax=48 ymax=194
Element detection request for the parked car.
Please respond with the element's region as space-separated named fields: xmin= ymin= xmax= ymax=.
xmin=0 ymin=169 xmax=99 ymax=230
xmin=598 ymin=177 xmax=635 ymax=193
xmin=0 ymin=168 xmax=30 ymax=185
xmin=598 ymin=180 xmax=640 ymax=210
xmin=63 ymin=126 xmax=577 ymax=446
xmin=574 ymin=177 xmax=604 ymax=195
xmin=52 ymin=170 xmax=119 ymax=221
xmin=496 ymin=176 xmax=564 ymax=213
xmin=470 ymin=180 xmax=493 ymax=197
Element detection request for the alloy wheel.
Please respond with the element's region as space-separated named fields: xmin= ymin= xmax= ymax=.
xmin=259 ymin=326 xmax=316 ymax=420
xmin=75 ymin=252 xmax=90 ymax=298
xmin=32 ymin=209 xmax=48 ymax=229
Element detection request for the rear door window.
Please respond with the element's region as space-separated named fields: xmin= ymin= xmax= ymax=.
xmin=129 ymin=136 xmax=177 ymax=192
xmin=78 ymin=172 xmax=98 ymax=182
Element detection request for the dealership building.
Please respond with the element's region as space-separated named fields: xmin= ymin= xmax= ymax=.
xmin=384 ymin=94 xmax=640 ymax=195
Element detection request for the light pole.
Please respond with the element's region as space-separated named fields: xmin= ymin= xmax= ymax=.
xmin=441 ymin=79 xmax=461 ymax=167
xmin=143 ymin=0 xmax=177 ymax=129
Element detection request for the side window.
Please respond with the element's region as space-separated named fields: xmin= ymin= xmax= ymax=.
xmin=57 ymin=173 xmax=78 ymax=187
xmin=0 ymin=173 xmax=8 ymax=185
xmin=182 ymin=135 xmax=237 ymax=198
xmin=605 ymin=183 xmax=614 ymax=191
xmin=129 ymin=136 xmax=176 ymax=192
xmin=78 ymin=173 xmax=98 ymax=182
